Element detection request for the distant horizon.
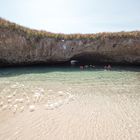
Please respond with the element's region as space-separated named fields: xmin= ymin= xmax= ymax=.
xmin=0 ymin=0 xmax=140 ymax=34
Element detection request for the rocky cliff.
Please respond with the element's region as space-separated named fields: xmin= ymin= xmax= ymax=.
xmin=0 ymin=18 xmax=140 ymax=66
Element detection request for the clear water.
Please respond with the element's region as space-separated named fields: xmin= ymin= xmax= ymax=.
xmin=0 ymin=66 xmax=140 ymax=106
xmin=0 ymin=66 xmax=140 ymax=84
xmin=0 ymin=67 xmax=140 ymax=106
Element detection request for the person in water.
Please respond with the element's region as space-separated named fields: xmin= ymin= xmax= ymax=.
xmin=104 ymin=65 xmax=112 ymax=70
xmin=84 ymin=65 xmax=89 ymax=69
xmin=104 ymin=65 xmax=107 ymax=70
xmin=80 ymin=66 xmax=84 ymax=70
xmin=107 ymin=64 xmax=112 ymax=70
xmin=80 ymin=65 xmax=96 ymax=70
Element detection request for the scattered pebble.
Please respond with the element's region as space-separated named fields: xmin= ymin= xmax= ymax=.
xmin=12 ymin=105 xmax=18 ymax=114
xmin=7 ymin=99 xmax=12 ymax=104
xmin=13 ymin=104 xmax=18 ymax=109
xmin=34 ymin=92 xmax=41 ymax=96
xmin=18 ymin=98 xmax=24 ymax=103
xmin=29 ymin=105 xmax=35 ymax=112
xmin=20 ymin=106 xmax=24 ymax=112
xmin=45 ymin=100 xmax=63 ymax=110
xmin=45 ymin=104 xmax=54 ymax=110
xmin=0 ymin=101 xmax=4 ymax=107
xmin=15 ymin=98 xmax=24 ymax=103
xmin=7 ymin=95 xmax=12 ymax=99
xmin=58 ymin=91 xmax=63 ymax=94
xmin=10 ymin=84 xmax=17 ymax=88
xmin=33 ymin=93 xmax=41 ymax=103
xmin=2 ymin=105 xmax=8 ymax=110
xmin=68 ymin=94 xmax=75 ymax=101
xmin=38 ymin=88 xmax=44 ymax=93
xmin=58 ymin=91 xmax=64 ymax=96
xmin=48 ymin=89 xmax=53 ymax=92
xmin=8 ymin=104 xmax=12 ymax=109
xmin=13 ymin=89 xmax=17 ymax=95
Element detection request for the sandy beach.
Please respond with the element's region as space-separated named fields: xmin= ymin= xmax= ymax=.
xmin=0 ymin=67 xmax=140 ymax=140
xmin=0 ymin=82 xmax=140 ymax=140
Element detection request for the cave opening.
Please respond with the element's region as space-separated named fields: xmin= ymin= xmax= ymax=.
xmin=70 ymin=53 xmax=107 ymax=66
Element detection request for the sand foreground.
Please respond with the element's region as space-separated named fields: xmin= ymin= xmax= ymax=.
xmin=0 ymin=82 xmax=140 ymax=140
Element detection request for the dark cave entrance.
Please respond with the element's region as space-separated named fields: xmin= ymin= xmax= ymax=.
xmin=70 ymin=53 xmax=107 ymax=66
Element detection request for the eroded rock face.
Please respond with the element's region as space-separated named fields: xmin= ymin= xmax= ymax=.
xmin=0 ymin=27 xmax=140 ymax=66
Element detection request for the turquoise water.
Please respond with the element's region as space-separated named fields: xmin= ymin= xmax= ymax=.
xmin=0 ymin=66 xmax=139 ymax=99
xmin=0 ymin=66 xmax=140 ymax=104
xmin=0 ymin=66 xmax=140 ymax=85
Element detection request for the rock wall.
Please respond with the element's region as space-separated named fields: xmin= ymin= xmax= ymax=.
xmin=0 ymin=19 xmax=140 ymax=66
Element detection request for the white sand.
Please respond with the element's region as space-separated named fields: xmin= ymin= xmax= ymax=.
xmin=0 ymin=82 xmax=140 ymax=140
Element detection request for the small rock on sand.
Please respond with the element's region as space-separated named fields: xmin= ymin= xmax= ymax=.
xmin=29 ymin=105 xmax=35 ymax=112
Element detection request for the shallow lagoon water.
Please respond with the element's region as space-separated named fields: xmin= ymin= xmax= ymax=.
xmin=0 ymin=66 xmax=140 ymax=140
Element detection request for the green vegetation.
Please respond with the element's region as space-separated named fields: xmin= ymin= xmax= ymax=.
xmin=0 ymin=17 xmax=140 ymax=40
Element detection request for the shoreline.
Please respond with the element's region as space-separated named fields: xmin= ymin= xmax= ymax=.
xmin=0 ymin=67 xmax=140 ymax=140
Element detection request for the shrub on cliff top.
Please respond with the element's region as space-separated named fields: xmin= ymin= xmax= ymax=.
xmin=0 ymin=17 xmax=140 ymax=40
